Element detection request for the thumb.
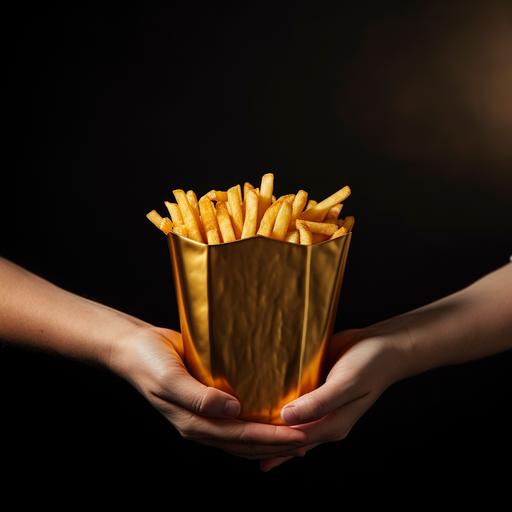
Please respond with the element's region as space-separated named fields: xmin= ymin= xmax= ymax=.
xmin=281 ymin=374 xmax=360 ymax=424
xmin=159 ymin=365 xmax=241 ymax=419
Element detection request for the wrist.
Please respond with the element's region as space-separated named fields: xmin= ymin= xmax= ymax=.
xmin=100 ymin=321 xmax=154 ymax=374
xmin=366 ymin=312 xmax=443 ymax=381
xmin=363 ymin=320 xmax=426 ymax=383
xmin=331 ymin=327 xmax=412 ymax=388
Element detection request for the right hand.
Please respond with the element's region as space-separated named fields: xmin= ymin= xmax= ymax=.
xmin=260 ymin=328 xmax=404 ymax=471
xmin=108 ymin=326 xmax=307 ymax=460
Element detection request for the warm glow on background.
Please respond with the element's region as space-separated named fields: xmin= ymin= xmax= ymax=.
xmin=336 ymin=1 xmax=512 ymax=171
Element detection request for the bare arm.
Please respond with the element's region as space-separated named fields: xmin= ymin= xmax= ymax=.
xmin=0 ymin=257 xmax=148 ymax=363
xmin=373 ymin=262 xmax=512 ymax=376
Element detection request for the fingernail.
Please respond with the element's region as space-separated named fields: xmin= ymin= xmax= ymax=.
xmin=224 ymin=400 xmax=240 ymax=417
xmin=281 ymin=405 xmax=299 ymax=424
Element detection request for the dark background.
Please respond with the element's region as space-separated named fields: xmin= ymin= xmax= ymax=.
xmin=3 ymin=1 xmax=511 ymax=485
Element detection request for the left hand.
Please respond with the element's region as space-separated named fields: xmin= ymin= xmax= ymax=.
xmin=260 ymin=328 xmax=405 ymax=471
xmin=109 ymin=326 xmax=307 ymax=460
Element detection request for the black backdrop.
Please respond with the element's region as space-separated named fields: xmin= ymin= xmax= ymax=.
xmin=3 ymin=2 xmax=512 ymax=485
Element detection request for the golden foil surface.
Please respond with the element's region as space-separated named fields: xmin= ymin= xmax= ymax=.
xmin=168 ymin=233 xmax=351 ymax=424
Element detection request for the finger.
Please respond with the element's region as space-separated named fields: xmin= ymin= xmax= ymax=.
xmin=200 ymin=441 xmax=303 ymax=460
xmin=156 ymin=365 xmax=241 ymax=419
xmin=294 ymin=395 xmax=372 ymax=444
xmin=281 ymin=373 xmax=367 ymax=424
xmin=260 ymin=456 xmax=294 ymax=472
xmin=178 ymin=415 xmax=307 ymax=445
xmin=199 ymin=440 xmax=307 ymax=460
xmin=260 ymin=444 xmax=318 ymax=471
xmin=260 ymin=453 xmax=302 ymax=472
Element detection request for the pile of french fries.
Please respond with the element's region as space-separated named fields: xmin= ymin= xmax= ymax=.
xmin=147 ymin=173 xmax=354 ymax=245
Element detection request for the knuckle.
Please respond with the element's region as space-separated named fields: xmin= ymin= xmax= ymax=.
xmin=190 ymin=389 xmax=209 ymax=415
xmin=190 ymin=387 xmax=219 ymax=416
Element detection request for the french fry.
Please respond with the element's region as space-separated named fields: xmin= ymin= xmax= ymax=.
xmin=173 ymin=225 xmax=189 ymax=237
xmin=147 ymin=210 xmax=174 ymax=234
xmin=234 ymin=184 xmax=242 ymax=203
xmin=271 ymin=201 xmax=292 ymax=240
xmin=241 ymin=189 xmax=259 ymax=238
xmin=329 ymin=225 xmax=347 ymax=239
xmin=243 ymin=182 xmax=254 ymax=202
xmin=217 ymin=191 xmax=228 ymax=202
xmin=242 ymin=182 xmax=253 ymax=217
xmin=285 ymin=230 xmax=299 ymax=243
xmin=317 ymin=202 xmax=342 ymax=222
xmin=326 ymin=203 xmax=343 ymax=220
xmin=152 ymin=177 xmax=353 ymax=245
xmin=216 ymin=201 xmax=236 ymax=243
xmin=198 ymin=196 xmax=220 ymax=243
xmin=295 ymin=220 xmax=338 ymax=236
xmin=341 ymin=215 xmax=355 ymax=232
xmin=312 ymin=233 xmax=330 ymax=244
xmin=257 ymin=200 xmax=283 ymax=237
xmin=300 ymin=185 xmax=351 ymax=221
xmin=186 ymin=190 xmax=199 ymax=211
xmin=258 ymin=173 xmax=274 ymax=223
xmin=159 ymin=217 xmax=173 ymax=235
xmin=298 ymin=222 xmax=313 ymax=245
xmin=277 ymin=194 xmax=295 ymax=204
xmin=206 ymin=228 xmax=221 ymax=244
xmin=164 ymin=201 xmax=184 ymax=225
xmin=291 ymin=190 xmax=308 ymax=221
xmin=317 ymin=209 xmax=330 ymax=222
xmin=186 ymin=190 xmax=205 ymax=239
xmin=206 ymin=190 xmax=228 ymax=202
xmin=227 ymin=185 xmax=244 ymax=238
xmin=146 ymin=210 xmax=164 ymax=229
xmin=173 ymin=189 xmax=204 ymax=242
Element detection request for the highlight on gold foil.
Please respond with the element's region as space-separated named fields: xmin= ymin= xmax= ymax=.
xmin=146 ymin=173 xmax=354 ymax=245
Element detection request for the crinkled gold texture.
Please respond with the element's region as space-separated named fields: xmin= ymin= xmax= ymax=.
xmin=168 ymin=233 xmax=351 ymax=424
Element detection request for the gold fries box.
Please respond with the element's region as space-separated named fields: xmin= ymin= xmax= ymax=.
xmin=167 ymin=232 xmax=351 ymax=424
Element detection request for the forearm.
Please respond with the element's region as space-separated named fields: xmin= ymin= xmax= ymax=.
xmin=0 ymin=258 xmax=150 ymax=365
xmin=371 ymin=263 xmax=512 ymax=378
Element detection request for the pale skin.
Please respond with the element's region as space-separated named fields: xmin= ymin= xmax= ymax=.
xmin=1 ymin=258 xmax=511 ymax=470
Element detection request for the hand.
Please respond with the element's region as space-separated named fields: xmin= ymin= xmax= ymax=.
xmin=109 ymin=326 xmax=307 ymax=460
xmin=260 ymin=328 xmax=405 ymax=471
